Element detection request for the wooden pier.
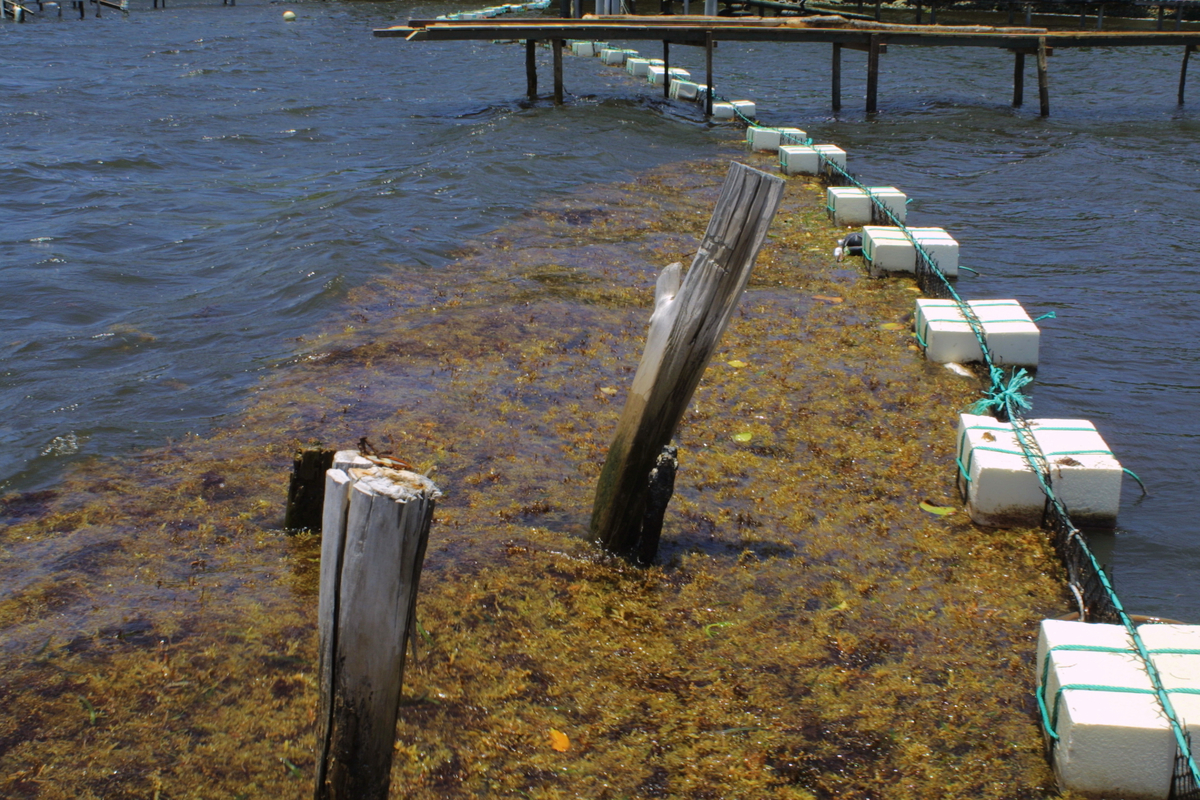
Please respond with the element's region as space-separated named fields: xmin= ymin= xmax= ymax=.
xmin=375 ymin=16 xmax=1200 ymax=115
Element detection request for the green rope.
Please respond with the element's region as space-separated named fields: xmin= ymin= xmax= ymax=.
xmin=971 ymin=367 xmax=1033 ymax=417
xmin=1124 ymin=468 xmax=1149 ymax=495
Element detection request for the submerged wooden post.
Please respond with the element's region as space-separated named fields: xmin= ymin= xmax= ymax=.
xmin=590 ymin=163 xmax=784 ymax=564
xmin=832 ymin=42 xmax=842 ymax=111
xmin=526 ymin=39 xmax=538 ymax=100
xmin=552 ymin=39 xmax=564 ymax=105
xmin=314 ymin=452 xmax=440 ymax=800
xmin=1180 ymin=44 xmax=1194 ymax=104
xmin=1037 ymin=36 xmax=1050 ymax=116
xmin=866 ymin=34 xmax=881 ymax=113
xmin=1013 ymin=50 xmax=1025 ymax=107
xmin=285 ymin=447 xmax=335 ymax=532
xmin=705 ymin=31 xmax=714 ymax=117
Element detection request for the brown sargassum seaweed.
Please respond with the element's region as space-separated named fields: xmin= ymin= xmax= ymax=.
xmin=0 ymin=148 xmax=1073 ymax=799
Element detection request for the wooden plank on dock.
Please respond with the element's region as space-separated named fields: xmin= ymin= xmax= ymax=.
xmin=376 ymin=19 xmax=1200 ymax=50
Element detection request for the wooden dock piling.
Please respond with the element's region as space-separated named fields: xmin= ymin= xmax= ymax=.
xmin=1181 ymin=43 xmax=1194 ymax=103
xmin=832 ymin=42 xmax=842 ymax=111
xmin=1013 ymin=49 xmax=1025 ymax=106
xmin=553 ymin=38 xmax=564 ymax=104
xmin=663 ymin=39 xmax=671 ymax=98
xmin=526 ymin=39 xmax=538 ymax=100
xmin=314 ymin=454 xmax=440 ymax=800
xmin=1037 ymin=35 xmax=1050 ymax=115
xmin=866 ymin=34 xmax=881 ymax=112
xmin=705 ymin=31 xmax=713 ymax=116
xmin=589 ymin=162 xmax=783 ymax=564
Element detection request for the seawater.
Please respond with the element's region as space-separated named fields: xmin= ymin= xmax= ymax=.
xmin=2 ymin=3 xmax=1198 ymax=619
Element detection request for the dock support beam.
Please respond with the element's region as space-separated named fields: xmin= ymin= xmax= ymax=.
xmin=663 ymin=40 xmax=670 ymax=99
xmin=1037 ymin=36 xmax=1050 ymax=116
xmin=526 ymin=39 xmax=538 ymax=101
xmin=553 ymin=39 xmax=564 ymax=104
xmin=866 ymin=34 xmax=880 ymax=113
xmin=1013 ymin=50 xmax=1024 ymax=107
xmin=832 ymin=42 xmax=842 ymax=112
xmin=1181 ymin=44 xmax=1194 ymax=105
xmin=705 ymin=31 xmax=714 ymax=117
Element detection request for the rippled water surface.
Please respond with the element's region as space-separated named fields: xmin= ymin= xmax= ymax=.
xmin=2 ymin=3 xmax=1198 ymax=620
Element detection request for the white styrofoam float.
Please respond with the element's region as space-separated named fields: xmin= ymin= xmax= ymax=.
xmin=710 ymin=100 xmax=755 ymax=120
xmin=625 ymin=57 xmax=650 ymax=76
xmin=570 ymin=41 xmax=608 ymax=57
xmin=746 ymin=126 xmax=806 ymax=153
xmin=601 ymin=48 xmax=637 ymax=66
xmin=669 ymin=79 xmax=699 ymax=100
xmin=955 ymin=413 xmax=1123 ymax=528
xmin=647 ymin=66 xmax=690 ymax=85
xmin=778 ymin=143 xmax=845 ymax=176
xmin=915 ymin=298 xmax=1039 ymax=366
xmin=909 ymin=226 xmax=959 ymax=274
xmin=626 ymin=57 xmax=663 ymax=77
xmin=860 ymin=225 xmax=958 ymax=276
xmin=1037 ymin=619 xmax=1200 ymax=799
xmin=826 ymin=186 xmax=906 ymax=226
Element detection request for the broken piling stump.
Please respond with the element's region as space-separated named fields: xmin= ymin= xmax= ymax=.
xmin=313 ymin=451 xmax=441 ymax=800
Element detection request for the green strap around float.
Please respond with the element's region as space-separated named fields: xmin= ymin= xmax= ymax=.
xmin=1037 ymin=644 xmax=1200 ymax=742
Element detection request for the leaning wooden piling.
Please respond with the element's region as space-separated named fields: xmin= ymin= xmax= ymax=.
xmin=313 ymin=454 xmax=440 ymax=800
xmin=589 ymin=162 xmax=783 ymax=563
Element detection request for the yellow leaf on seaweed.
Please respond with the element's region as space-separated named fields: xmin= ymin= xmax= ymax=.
xmin=919 ymin=501 xmax=957 ymax=516
xmin=549 ymin=728 xmax=570 ymax=752
xmin=727 ymin=360 xmax=748 ymax=368
xmin=878 ymin=322 xmax=905 ymax=331
xmin=733 ymin=432 xmax=753 ymax=443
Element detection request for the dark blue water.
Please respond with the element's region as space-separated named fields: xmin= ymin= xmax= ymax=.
xmin=2 ymin=4 xmax=1198 ymax=619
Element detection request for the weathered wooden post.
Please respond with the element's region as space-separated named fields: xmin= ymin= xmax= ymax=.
xmin=1013 ymin=49 xmax=1025 ymax=107
xmin=866 ymin=34 xmax=881 ymax=113
xmin=1180 ymin=44 xmax=1193 ymax=105
xmin=526 ymin=39 xmax=538 ymax=101
xmin=590 ymin=162 xmax=784 ymax=564
xmin=1037 ymin=36 xmax=1050 ymax=117
xmin=314 ymin=451 xmax=441 ymax=800
xmin=705 ymin=32 xmax=714 ymax=117
xmin=832 ymin=42 xmax=842 ymax=111
xmin=285 ymin=447 xmax=335 ymax=532
xmin=553 ymin=39 xmax=564 ymax=105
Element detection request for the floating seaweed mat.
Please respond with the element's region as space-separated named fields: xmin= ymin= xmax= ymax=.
xmin=0 ymin=155 xmax=1065 ymax=800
